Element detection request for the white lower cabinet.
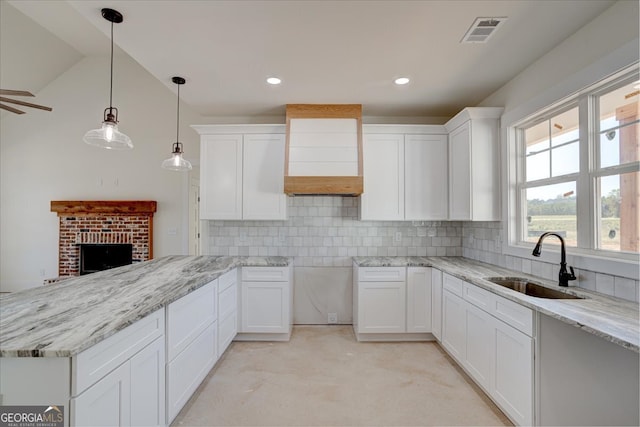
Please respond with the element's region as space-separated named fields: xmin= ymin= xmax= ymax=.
xmin=406 ymin=267 xmax=432 ymax=333
xmin=218 ymin=269 xmax=238 ymax=356
xmin=130 ymin=337 xmax=165 ymax=427
xmin=463 ymin=301 xmax=494 ymax=391
xmin=353 ymin=265 xmax=433 ymax=341
xmin=72 ymin=361 xmax=130 ymax=427
xmin=442 ymin=288 xmax=466 ymax=362
xmin=493 ymin=318 xmax=533 ymax=426
xmin=358 ymin=280 xmax=406 ymax=333
xmin=237 ymin=266 xmax=293 ymax=341
xmin=166 ymin=322 xmax=217 ymax=423
xmin=440 ymin=273 xmax=533 ymax=426
xmin=431 ymin=269 xmax=443 ymax=341
xmin=166 ymin=280 xmax=218 ymax=424
xmin=71 ymin=309 xmax=165 ymax=427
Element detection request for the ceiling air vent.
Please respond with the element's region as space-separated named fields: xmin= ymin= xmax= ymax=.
xmin=461 ymin=17 xmax=507 ymax=44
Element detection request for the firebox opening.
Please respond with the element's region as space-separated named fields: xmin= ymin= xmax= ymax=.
xmin=80 ymin=244 xmax=133 ymax=275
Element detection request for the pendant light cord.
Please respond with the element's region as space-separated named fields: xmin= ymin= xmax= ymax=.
xmin=109 ymin=20 xmax=114 ymax=110
xmin=176 ymin=83 xmax=180 ymax=143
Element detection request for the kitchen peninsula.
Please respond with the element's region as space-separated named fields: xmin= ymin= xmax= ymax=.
xmin=0 ymin=255 xmax=292 ymax=426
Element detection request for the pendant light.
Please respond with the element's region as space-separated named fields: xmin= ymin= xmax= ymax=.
xmin=161 ymin=77 xmax=192 ymax=171
xmin=83 ymin=8 xmax=133 ymax=150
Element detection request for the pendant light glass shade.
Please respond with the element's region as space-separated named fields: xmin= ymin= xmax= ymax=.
xmin=162 ymin=142 xmax=193 ymax=171
xmin=84 ymin=8 xmax=132 ymax=150
xmin=84 ymin=108 xmax=133 ymax=150
xmin=162 ymin=76 xmax=192 ymax=171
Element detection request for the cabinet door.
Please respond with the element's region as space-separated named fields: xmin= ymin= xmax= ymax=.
xmin=441 ymin=290 xmax=466 ymax=363
xmin=241 ymin=282 xmax=289 ymax=333
xmin=464 ymin=302 xmax=494 ymax=392
xmin=166 ymin=321 xmax=218 ymax=424
xmin=357 ymin=281 xmax=406 ymax=333
xmin=493 ymin=318 xmax=533 ymax=426
xmin=449 ymin=122 xmax=471 ymax=220
xmin=72 ymin=362 xmax=131 ymax=427
xmin=360 ymin=134 xmax=404 ymax=220
xmin=405 ymin=134 xmax=448 ymax=220
xmin=242 ymin=134 xmax=287 ymax=220
xmin=218 ymin=280 xmax=238 ymax=355
xmin=200 ymin=134 xmax=243 ymax=219
xmin=406 ymin=267 xmax=432 ymax=333
xmin=431 ymin=269 xmax=443 ymax=341
xmin=166 ymin=280 xmax=217 ymax=362
xmin=130 ymin=337 xmax=165 ymax=427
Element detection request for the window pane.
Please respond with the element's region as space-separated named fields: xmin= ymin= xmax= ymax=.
xmin=598 ymin=81 xmax=640 ymax=168
xmin=526 ymin=151 xmax=550 ymax=181
xmin=551 ymin=107 xmax=579 ymax=147
xmin=525 ymin=121 xmax=549 ymax=155
xmin=525 ymin=182 xmax=577 ymax=246
xmin=551 ymin=142 xmax=579 ymax=177
xmin=598 ymin=172 xmax=640 ymax=253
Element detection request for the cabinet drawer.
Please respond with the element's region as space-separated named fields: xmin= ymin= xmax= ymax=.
xmin=166 ymin=321 xmax=217 ymax=423
xmin=73 ymin=308 xmax=164 ymax=396
xmin=491 ymin=294 xmax=534 ymax=336
xmin=358 ymin=267 xmax=406 ymax=282
xmin=167 ymin=280 xmax=217 ymax=362
xmin=241 ymin=266 xmax=289 ymax=282
xmin=218 ymin=312 xmax=237 ymax=356
xmin=218 ymin=281 xmax=237 ymax=323
xmin=443 ymin=273 xmax=463 ymax=297
xmin=218 ymin=268 xmax=237 ymax=293
xmin=463 ymin=281 xmax=492 ymax=312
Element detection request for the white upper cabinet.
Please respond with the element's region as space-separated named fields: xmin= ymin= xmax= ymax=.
xmin=242 ymin=134 xmax=287 ymax=220
xmin=360 ymin=125 xmax=448 ymax=221
xmin=195 ymin=125 xmax=287 ymax=221
xmin=360 ymin=133 xmax=405 ymax=220
xmin=200 ymin=134 xmax=243 ymax=220
xmin=405 ymin=134 xmax=448 ymax=220
xmin=445 ymin=107 xmax=503 ymax=221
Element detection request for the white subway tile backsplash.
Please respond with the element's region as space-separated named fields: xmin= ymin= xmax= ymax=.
xmin=596 ymin=273 xmax=615 ymax=295
xmin=614 ymin=277 xmax=637 ymax=301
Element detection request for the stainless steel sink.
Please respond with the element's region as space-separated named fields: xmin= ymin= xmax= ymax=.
xmin=485 ymin=277 xmax=584 ymax=300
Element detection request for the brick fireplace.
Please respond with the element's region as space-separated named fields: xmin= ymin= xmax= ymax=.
xmin=50 ymin=201 xmax=157 ymax=277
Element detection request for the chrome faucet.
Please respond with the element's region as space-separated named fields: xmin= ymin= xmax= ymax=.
xmin=532 ymin=232 xmax=576 ymax=287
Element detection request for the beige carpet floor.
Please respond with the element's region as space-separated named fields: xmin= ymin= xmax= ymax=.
xmin=171 ymin=326 xmax=512 ymax=427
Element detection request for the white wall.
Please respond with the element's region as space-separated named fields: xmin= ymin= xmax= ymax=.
xmin=0 ymin=54 xmax=202 ymax=292
xmin=480 ymin=0 xmax=639 ymax=116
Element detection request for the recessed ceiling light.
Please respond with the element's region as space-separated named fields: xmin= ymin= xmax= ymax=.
xmin=266 ymin=77 xmax=282 ymax=85
xmin=394 ymin=77 xmax=410 ymax=85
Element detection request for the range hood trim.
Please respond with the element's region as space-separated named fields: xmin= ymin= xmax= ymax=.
xmin=284 ymin=176 xmax=363 ymax=196
xmin=285 ymin=104 xmax=364 ymax=196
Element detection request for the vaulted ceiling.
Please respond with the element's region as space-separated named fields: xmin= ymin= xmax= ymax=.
xmin=4 ymin=0 xmax=617 ymax=119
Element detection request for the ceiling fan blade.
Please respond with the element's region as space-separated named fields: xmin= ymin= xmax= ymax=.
xmin=0 ymin=103 xmax=26 ymax=114
xmin=0 ymin=89 xmax=34 ymax=97
xmin=0 ymin=96 xmax=52 ymax=111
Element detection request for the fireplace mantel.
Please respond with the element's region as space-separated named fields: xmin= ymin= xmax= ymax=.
xmin=50 ymin=200 xmax=157 ymax=216
xmin=51 ymin=200 xmax=157 ymax=277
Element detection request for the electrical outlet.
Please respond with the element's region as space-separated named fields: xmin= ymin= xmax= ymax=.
xmin=328 ymin=312 xmax=338 ymax=324
xmin=394 ymin=232 xmax=402 ymax=242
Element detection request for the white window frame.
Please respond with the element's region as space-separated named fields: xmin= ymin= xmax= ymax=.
xmin=503 ymin=63 xmax=640 ymax=280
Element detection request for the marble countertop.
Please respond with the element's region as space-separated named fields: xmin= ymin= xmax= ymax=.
xmin=0 ymin=256 xmax=290 ymax=357
xmin=354 ymin=257 xmax=640 ymax=353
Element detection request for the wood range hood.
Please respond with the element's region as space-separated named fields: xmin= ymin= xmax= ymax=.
xmin=284 ymin=104 xmax=363 ymax=196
